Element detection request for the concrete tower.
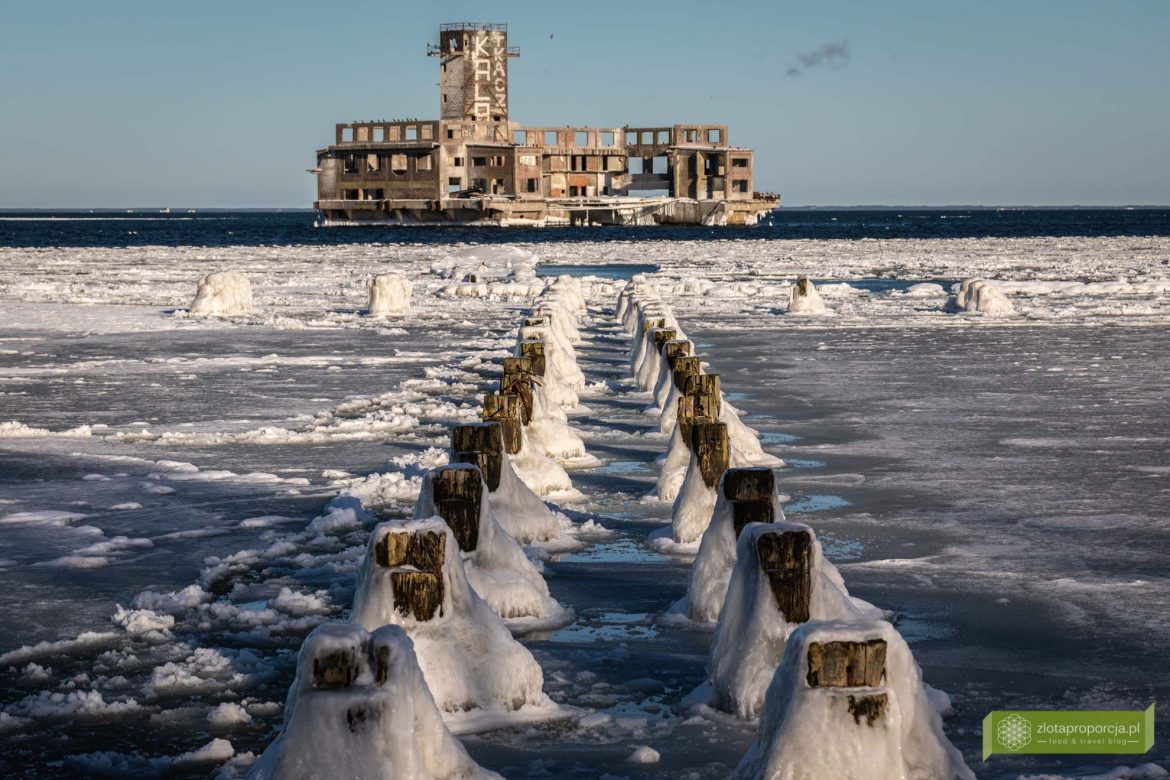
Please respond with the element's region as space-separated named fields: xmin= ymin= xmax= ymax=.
xmin=429 ymin=23 xmax=519 ymax=122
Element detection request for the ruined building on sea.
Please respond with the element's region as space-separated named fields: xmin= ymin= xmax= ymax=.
xmin=313 ymin=23 xmax=779 ymax=226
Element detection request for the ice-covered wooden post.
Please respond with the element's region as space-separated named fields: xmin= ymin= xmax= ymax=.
xmin=641 ymin=317 xmax=666 ymax=333
xmin=482 ymin=393 xmax=522 ymax=455
xmin=806 ymin=639 xmax=887 ymax=688
xmin=518 ymin=341 xmax=546 ymax=377
xmin=671 ymin=357 xmax=703 ymax=391
xmin=683 ymin=373 xmax=723 ymax=415
xmin=678 ymin=392 xmax=720 ymax=445
xmin=523 ymin=315 xmax=550 ymax=328
xmin=652 ymin=327 xmax=678 ymax=350
xmin=806 ymin=638 xmax=890 ymax=725
xmin=664 ymin=339 xmax=692 ymax=360
xmin=430 ymin=466 xmax=483 ymax=552
xmin=724 ymin=467 xmax=775 ymax=536
xmin=450 ymin=422 xmax=504 ymax=492
xmin=374 ymin=528 xmax=446 ymax=621
xmin=311 ymin=643 xmax=360 ymax=689
xmin=756 ymin=529 xmax=812 ymax=623
xmin=690 ymin=421 xmax=729 ymax=489
xmin=501 ymin=356 xmax=534 ymax=424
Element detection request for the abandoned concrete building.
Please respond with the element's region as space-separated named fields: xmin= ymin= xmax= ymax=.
xmin=313 ymin=23 xmax=779 ymax=226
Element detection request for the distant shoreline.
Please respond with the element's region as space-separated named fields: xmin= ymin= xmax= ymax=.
xmin=0 ymin=205 xmax=1168 ymax=213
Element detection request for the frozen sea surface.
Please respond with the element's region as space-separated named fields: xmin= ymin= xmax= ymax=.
xmin=1 ymin=233 xmax=1169 ymax=778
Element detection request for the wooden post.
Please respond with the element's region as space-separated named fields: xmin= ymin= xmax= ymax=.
xmin=390 ymin=571 xmax=444 ymax=621
xmin=523 ymin=316 xmax=549 ymax=327
xmin=641 ymin=317 xmax=666 ymax=333
xmin=501 ymin=356 xmax=534 ymax=424
xmin=806 ymin=640 xmax=887 ymax=688
xmin=518 ymin=341 xmax=546 ymax=376
xmin=671 ymin=357 xmax=702 ymax=391
xmin=756 ymin=530 xmax=811 ymax=622
xmin=482 ymin=393 xmax=522 ymax=455
xmin=374 ymin=528 xmax=447 ymax=621
xmin=677 ymin=392 xmax=719 ymax=446
xmin=724 ymin=467 xmax=775 ymax=536
xmin=690 ymin=422 xmax=729 ymax=489
xmin=375 ymin=529 xmax=446 ymax=571
xmin=450 ymin=422 xmax=504 ymax=491
xmin=431 ymin=467 xmax=483 ymax=552
xmin=683 ymin=372 xmax=722 ymax=399
xmin=312 ymin=646 xmax=359 ymax=689
xmin=651 ymin=328 xmax=678 ymax=351
xmin=664 ymin=339 xmax=692 ymax=360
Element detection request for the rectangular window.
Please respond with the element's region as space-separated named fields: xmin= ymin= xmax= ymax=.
xmin=657 ymin=130 xmax=669 ymax=144
xmin=526 ymin=178 xmax=537 ymax=192
xmin=373 ymin=127 xmax=385 ymax=142
xmin=356 ymin=126 xmax=370 ymax=142
xmin=366 ymin=153 xmax=380 ymax=172
xmin=607 ymin=156 xmax=623 ymax=172
xmin=733 ymin=180 xmax=748 ymax=193
xmin=421 ymin=125 xmax=433 ymax=140
xmin=641 ymin=131 xmax=652 ymax=145
xmin=344 ymin=189 xmax=359 ymax=199
xmin=544 ymin=130 xmax=558 ymax=145
xmin=342 ymin=127 xmax=354 ymax=142
xmin=390 ymin=154 xmax=407 ymax=174
xmin=628 ymin=157 xmax=644 ymax=174
xmin=448 ymin=178 xmax=462 ymax=193
xmin=389 ymin=126 xmax=400 ymax=141
xmin=447 ymin=128 xmax=454 ymax=139
xmin=652 ymin=156 xmax=668 ymax=174
xmin=405 ymin=126 xmax=418 ymax=141
xmin=513 ymin=130 xmax=528 ymax=145
xmin=708 ymin=128 xmax=722 ymax=144
xmin=452 ymin=157 xmax=464 ymax=167
xmin=519 ymin=154 xmax=536 ymax=166
xmin=492 ymin=155 xmax=505 ymax=166
xmin=685 ymin=129 xmax=698 ymax=143
xmin=416 ymin=154 xmax=433 ymax=172
xmin=574 ymin=130 xmax=588 ymax=146
xmin=472 ymin=156 xmax=488 ymax=167
xmin=601 ymin=131 xmax=614 ymax=147
xmin=343 ymin=154 xmax=359 ymax=174
xmin=626 ymin=131 xmax=638 ymax=146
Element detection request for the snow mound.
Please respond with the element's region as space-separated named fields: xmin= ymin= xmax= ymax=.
xmin=350 ymin=518 xmax=551 ymax=717
xmin=953 ymin=278 xmax=1015 ymax=316
xmin=733 ymin=619 xmax=972 ymax=780
xmin=190 ymin=271 xmax=252 ymax=316
xmin=706 ymin=522 xmax=880 ymax=719
xmin=367 ymin=275 xmax=412 ymax=316
xmin=412 ymin=465 xmax=570 ymax=631
xmin=787 ymin=278 xmax=828 ymax=315
xmin=248 ymin=622 xmax=500 ymax=779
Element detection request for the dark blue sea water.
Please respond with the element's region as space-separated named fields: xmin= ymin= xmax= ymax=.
xmin=1 ymin=208 xmax=1168 ymax=248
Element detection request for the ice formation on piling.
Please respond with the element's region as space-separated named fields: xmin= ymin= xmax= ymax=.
xmin=367 ymin=274 xmax=413 ymax=315
xmin=706 ymin=522 xmax=878 ymax=719
xmin=350 ymin=518 xmax=550 ymax=716
xmin=411 ymin=465 xmax=569 ymax=631
xmin=786 ymin=277 xmax=828 ymax=315
xmin=952 ymin=278 xmax=1015 ymax=315
xmin=451 ymin=423 xmax=565 ymax=544
xmin=686 ymin=469 xmax=787 ymax=623
xmin=190 ymin=271 xmax=252 ymax=316
xmin=733 ymin=619 xmax=973 ymax=780
xmin=248 ymin=622 xmax=500 ymax=780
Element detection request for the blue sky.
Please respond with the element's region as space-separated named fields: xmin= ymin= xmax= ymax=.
xmin=1 ymin=0 xmax=1167 ymax=207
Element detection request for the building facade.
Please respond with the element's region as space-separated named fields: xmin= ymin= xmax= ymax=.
xmin=314 ymin=23 xmax=779 ymax=226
